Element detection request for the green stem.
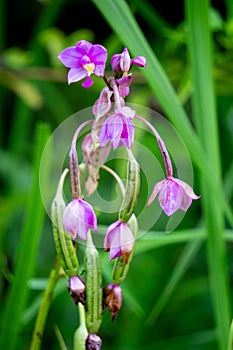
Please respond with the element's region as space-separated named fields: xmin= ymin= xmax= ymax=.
xmin=30 ymin=258 xmax=62 ymax=350
xmin=186 ymin=1 xmax=231 ymax=349
xmin=227 ymin=319 xmax=233 ymax=350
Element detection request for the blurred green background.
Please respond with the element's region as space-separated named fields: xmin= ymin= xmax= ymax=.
xmin=0 ymin=0 xmax=233 ymax=349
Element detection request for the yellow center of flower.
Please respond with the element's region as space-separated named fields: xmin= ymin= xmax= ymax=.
xmin=83 ymin=63 xmax=95 ymax=76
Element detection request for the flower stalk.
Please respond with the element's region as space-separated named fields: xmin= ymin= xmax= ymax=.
xmin=51 ymin=168 xmax=79 ymax=277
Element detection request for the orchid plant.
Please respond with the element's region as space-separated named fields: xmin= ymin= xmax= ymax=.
xmin=49 ymin=39 xmax=200 ymax=349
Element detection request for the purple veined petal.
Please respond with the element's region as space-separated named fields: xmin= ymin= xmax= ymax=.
xmin=110 ymin=54 xmax=121 ymax=73
xmin=121 ymin=106 xmax=136 ymax=119
xmin=63 ymin=199 xmax=97 ymax=241
xmin=108 ymin=224 xmax=122 ymax=260
xmin=159 ymin=180 xmax=183 ymax=216
xmin=180 ymin=194 xmax=192 ymax=212
xmin=173 ymin=177 xmax=201 ymax=200
xmin=120 ymin=48 xmax=131 ymax=72
xmin=104 ymin=221 xmax=120 ymax=252
xmin=107 ymin=115 xmax=124 ymax=149
xmin=93 ymin=64 xmax=106 ymax=76
xmin=119 ymin=223 xmax=134 ymax=263
xmin=119 ymin=85 xmax=130 ymax=97
xmin=76 ymin=40 xmax=93 ymax=55
xmin=58 ymin=46 xmax=82 ymax=68
xmin=92 ymin=87 xmax=113 ymax=118
xmin=68 ymin=68 xmax=87 ymax=85
xmin=146 ymin=179 xmax=165 ymax=207
xmin=79 ymin=199 xmax=97 ymax=231
xmin=81 ymin=76 xmax=94 ymax=88
xmin=119 ymin=117 xmax=134 ymax=149
xmin=99 ymin=121 xmax=110 ymax=147
xmin=90 ymin=44 xmax=107 ymax=61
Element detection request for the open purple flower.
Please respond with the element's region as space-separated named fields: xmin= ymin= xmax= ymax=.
xmin=110 ymin=47 xmax=146 ymax=75
xmin=58 ymin=40 xmax=107 ymax=87
xmin=99 ymin=106 xmax=135 ymax=150
xmin=146 ymin=176 xmax=200 ymax=216
xmin=104 ymin=220 xmax=134 ymax=263
xmin=63 ymin=198 xmax=97 ymax=240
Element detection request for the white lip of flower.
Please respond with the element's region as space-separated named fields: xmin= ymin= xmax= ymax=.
xmin=83 ymin=63 xmax=95 ymax=75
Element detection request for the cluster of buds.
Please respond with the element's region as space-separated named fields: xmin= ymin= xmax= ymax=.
xmin=51 ymin=40 xmax=200 ymax=349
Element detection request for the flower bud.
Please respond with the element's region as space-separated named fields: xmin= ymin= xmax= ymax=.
xmin=85 ymin=334 xmax=102 ymax=350
xmin=103 ymin=283 xmax=122 ymax=322
xmin=131 ymin=56 xmax=147 ymax=67
xmin=68 ymin=276 xmax=86 ymax=306
xmin=119 ymin=48 xmax=131 ymax=73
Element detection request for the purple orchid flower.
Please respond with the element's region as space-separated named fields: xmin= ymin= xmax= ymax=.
xmin=63 ymin=198 xmax=97 ymax=240
xmin=58 ymin=40 xmax=107 ymax=87
xmin=110 ymin=47 xmax=146 ymax=75
xmin=146 ymin=176 xmax=200 ymax=216
xmin=99 ymin=106 xmax=135 ymax=150
xmin=104 ymin=220 xmax=134 ymax=263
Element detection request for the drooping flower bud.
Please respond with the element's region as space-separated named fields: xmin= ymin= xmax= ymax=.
xmin=68 ymin=276 xmax=86 ymax=306
xmin=103 ymin=283 xmax=122 ymax=322
xmin=104 ymin=220 xmax=134 ymax=263
xmin=110 ymin=47 xmax=146 ymax=76
xmin=92 ymin=87 xmax=113 ymax=120
xmin=82 ymin=133 xmax=111 ymax=195
xmin=146 ymin=176 xmax=200 ymax=216
xmin=85 ymin=334 xmax=102 ymax=350
xmin=119 ymin=48 xmax=131 ymax=73
xmin=62 ymin=198 xmax=97 ymax=240
xmin=131 ymin=56 xmax=147 ymax=67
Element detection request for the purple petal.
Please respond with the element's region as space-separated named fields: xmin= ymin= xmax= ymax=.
xmin=120 ymin=48 xmax=131 ymax=72
xmin=99 ymin=121 xmax=110 ymax=147
xmin=68 ymin=68 xmax=87 ymax=85
xmin=146 ymin=179 xmax=165 ymax=207
xmin=79 ymin=199 xmax=97 ymax=231
xmin=58 ymin=46 xmax=82 ymax=68
xmin=110 ymin=54 xmax=121 ymax=73
xmin=180 ymin=195 xmax=192 ymax=212
xmin=159 ymin=180 xmax=183 ymax=216
xmin=76 ymin=40 xmax=93 ymax=55
xmin=92 ymin=87 xmax=112 ymax=118
xmin=93 ymin=64 xmax=106 ymax=76
xmin=172 ymin=177 xmax=200 ymax=200
xmin=62 ymin=199 xmax=97 ymax=241
xmin=121 ymin=117 xmax=135 ymax=149
xmin=82 ymin=76 xmax=93 ymax=88
xmin=119 ymin=223 xmax=134 ymax=263
xmin=106 ymin=115 xmax=123 ymax=150
xmin=104 ymin=220 xmax=121 ymax=253
xmin=132 ymin=56 xmax=147 ymax=67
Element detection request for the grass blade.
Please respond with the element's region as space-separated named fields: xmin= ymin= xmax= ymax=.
xmin=0 ymin=123 xmax=50 ymax=350
xmin=186 ymin=1 xmax=231 ymax=348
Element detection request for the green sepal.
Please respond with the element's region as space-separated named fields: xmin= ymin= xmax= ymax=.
xmin=85 ymin=232 xmax=103 ymax=334
xmin=119 ymin=151 xmax=140 ymax=223
xmin=51 ymin=169 xmax=79 ymax=277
